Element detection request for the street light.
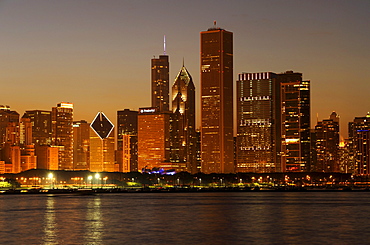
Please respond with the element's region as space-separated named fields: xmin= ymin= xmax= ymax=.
xmin=48 ymin=173 xmax=54 ymax=189
xmin=88 ymin=175 xmax=93 ymax=188
xmin=95 ymin=173 xmax=100 ymax=188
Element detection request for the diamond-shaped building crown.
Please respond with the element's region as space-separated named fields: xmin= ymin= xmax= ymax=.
xmin=90 ymin=112 xmax=114 ymax=139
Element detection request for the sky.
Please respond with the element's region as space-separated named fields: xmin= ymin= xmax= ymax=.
xmin=0 ymin=0 xmax=369 ymax=138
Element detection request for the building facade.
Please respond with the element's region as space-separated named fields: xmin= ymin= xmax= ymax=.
xmin=348 ymin=113 xmax=370 ymax=174
xmin=314 ymin=112 xmax=340 ymax=172
xmin=200 ymin=24 xmax=234 ymax=174
xmin=52 ymin=102 xmax=74 ymax=170
xmin=279 ymin=71 xmax=311 ymax=171
xmin=138 ymin=108 xmax=171 ymax=172
xmin=171 ymin=64 xmax=197 ymax=173
xmin=89 ymin=112 xmax=115 ymax=172
xmin=117 ymin=109 xmax=138 ymax=172
xmin=73 ymin=120 xmax=90 ymax=170
xmin=236 ymin=72 xmax=281 ymax=172
xmin=24 ymin=110 xmax=52 ymax=146
xmin=152 ymin=54 xmax=170 ymax=112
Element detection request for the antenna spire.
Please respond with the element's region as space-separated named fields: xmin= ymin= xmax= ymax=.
xmin=182 ymin=57 xmax=184 ymax=67
xmin=163 ymin=35 xmax=166 ymax=55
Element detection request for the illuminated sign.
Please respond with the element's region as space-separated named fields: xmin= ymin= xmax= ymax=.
xmin=139 ymin=108 xmax=157 ymax=114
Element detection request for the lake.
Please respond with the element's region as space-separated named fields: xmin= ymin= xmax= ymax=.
xmin=0 ymin=192 xmax=369 ymax=244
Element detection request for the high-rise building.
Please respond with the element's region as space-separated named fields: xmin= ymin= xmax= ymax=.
xmin=200 ymin=23 xmax=234 ymax=174
xmin=24 ymin=110 xmax=52 ymax=146
xmin=20 ymin=116 xmax=33 ymax=145
xmin=171 ymin=64 xmax=197 ymax=173
xmin=314 ymin=112 xmax=340 ymax=172
xmin=236 ymin=72 xmax=281 ymax=172
xmin=279 ymin=71 xmax=311 ymax=171
xmin=0 ymin=106 xmax=21 ymax=173
xmin=348 ymin=113 xmax=370 ymax=174
xmin=73 ymin=120 xmax=90 ymax=170
xmin=117 ymin=109 xmax=138 ymax=172
xmin=236 ymin=71 xmax=311 ymax=172
xmin=138 ymin=107 xmax=171 ymax=171
xmin=0 ymin=105 xmax=20 ymax=145
xmin=152 ymin=46 xmax=169 ymax=112
xmin=19 ymin=116 xmax=37 ymax=172
xmin=89 ymin=112 xmax=115 ymax=172
xmin=52 ymin=102 xmax=74 ymax=170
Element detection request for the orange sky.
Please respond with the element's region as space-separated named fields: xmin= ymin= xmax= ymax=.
xmin=0 ymin=0 xmax=369 ymax=138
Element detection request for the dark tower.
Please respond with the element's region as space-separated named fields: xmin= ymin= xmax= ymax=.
xmin=171 ymin=63 xmax=197 ymax=173
xmin=200 ymin=22 xmax=234 ymax=173
xmin=151 ymin=37 xmax=169 ymax=112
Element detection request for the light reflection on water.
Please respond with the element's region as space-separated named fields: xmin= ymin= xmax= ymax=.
xmin=0 ymin=192 xmax=370 ymax=244
xmin=84 ymin=196 xmax=103 ymax=245
xmin=43 ymin=197 xmax=57 ymax=244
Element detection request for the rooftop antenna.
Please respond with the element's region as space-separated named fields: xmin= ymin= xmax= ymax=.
xmin=214 ymin=20 xmax=217 ymax=28
xmin=163 ymin=35 xmax=166 ymax=55
xmin=182 ymin=57 xmax=185 ymax=67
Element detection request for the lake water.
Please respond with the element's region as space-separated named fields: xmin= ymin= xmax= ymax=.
xmin=0 ymin=192 xmax=370 ymax=244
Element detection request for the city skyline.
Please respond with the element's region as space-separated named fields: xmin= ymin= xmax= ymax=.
xmin=1 ymin=1 xmax=370 ymax=138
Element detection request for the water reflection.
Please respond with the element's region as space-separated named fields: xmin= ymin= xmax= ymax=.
xmin=84 ymin=196 xmax=103 ymax=244
xmin=43 ymin=197 xmax=57 ymax=244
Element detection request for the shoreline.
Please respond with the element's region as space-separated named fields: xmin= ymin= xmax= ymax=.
xmin=1 ymin=186 xmax=369 ymax=195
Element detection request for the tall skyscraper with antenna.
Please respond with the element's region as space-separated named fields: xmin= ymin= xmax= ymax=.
xmin=151 ymin=36 xmax=170 ymax=112
xmin=200 ymin=22 xmax=234 ymax=174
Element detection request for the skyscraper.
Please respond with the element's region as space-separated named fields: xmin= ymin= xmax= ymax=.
xmin=236 ymin=71 xmax=311 ymax=173
xmin=24 ymin=110 xmax=52 ymax=146
xmin=279 ymin=71 xmax=311 ymax=171
xmin=89 ymin=112 xmax=115 ymax=172
xmin=0 ymin=105 xmax=21 ymax=173
xmin=138 ymin=107 xmax=171 ymax=171
xmin=314 ymin=112 xmax=340 ymax=172
xmin=52 ymin=102 xmax=73 ymax=170
xmin=171 ymin=64 xmax=197 ymax=173
xmin=0 ymin=105 xmax=19 ymax=145
xmin=117 ymin=109 xmax=138 ymax=172
xmin=348 ymin=113 xmax=370 ymax=174
xmin=200 ymin=23 xmax=234 ymax=173
xmin=152 ymin=40 xmax=170 ymax=112
xmin=236 ymin=72 xmax=281 ymax=172
xmin=73 ymin=120 xmax=90 ymax=170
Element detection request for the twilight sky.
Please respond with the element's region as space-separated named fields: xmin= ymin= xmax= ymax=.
xmin=0 ymin=0 xmax=369 ymax=138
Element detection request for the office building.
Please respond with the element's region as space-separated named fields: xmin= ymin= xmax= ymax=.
xmin=24 ymin=110 xmax=52 ymax=146
xmin=52 ymin=102 xmax=74 ymax=170
xmin=138 ymin=108 xmax=172 ymax=171
xmin=200 ymin=23 xmax=234 ymax=173
xmin=279 ymin=71 xmax=311 ymax=171
xmin=35 ymin=145 xmax=58 ymax=170
xmin=0 ymin=105 xmax=20 ymax=145
xmin=236 ymin=72 xmax=280 ymax=172
xmin=348 ymin=113 xmax=370 ymax=174
xmin=0 ymin=106 xmax=21 ymax=173
xmin=314 ymin=112 xmax=340 ymax=172
xmin=152 ymin=45 xmax=170 ymax=112
xmin=117 ymin=109 xmax=138 ymax=172
xmin=73 ymin=120 xmax=90 ymax=170
xmin=171 ymin=64 xmax=197 ymax=173
xmin=89 ymin=112 xmax=115 ymax=172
